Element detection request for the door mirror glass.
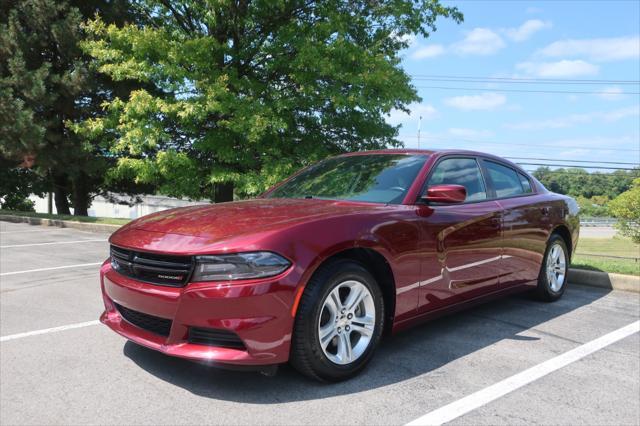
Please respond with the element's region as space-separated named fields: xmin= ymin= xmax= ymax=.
xmin=422 ymin=184 xmax=467 ymax=204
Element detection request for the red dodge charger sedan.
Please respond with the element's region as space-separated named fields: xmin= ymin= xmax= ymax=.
xmin=100 ymin=149 xmax=579 ymax=381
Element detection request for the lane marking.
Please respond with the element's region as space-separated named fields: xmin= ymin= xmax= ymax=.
xmin=1 ymin=239 xmax=106 ymax=248
xmin=0 ymin=262 xmax=103 ymax=276
xmin=0 ymin=320 xmax=100 ymax=342
xmin=406 ymin=320 xmax=640 ymax=426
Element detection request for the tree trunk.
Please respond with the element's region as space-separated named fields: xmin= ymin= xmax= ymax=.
xmin=214 ymin=182 xmax=234 ymax=203
xmin=72 ymin=174 xmax=90 ymax=216
xmin=52 ymin=173 xmax=71 ymax=215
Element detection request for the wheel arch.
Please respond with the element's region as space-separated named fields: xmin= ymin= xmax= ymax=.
xmin=294 ymin=246 xmax=397 ymax=335
xmin=551 ymin=224 xmax=573 ymax=259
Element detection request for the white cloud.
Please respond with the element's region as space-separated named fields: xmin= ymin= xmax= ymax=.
xmin=448 ymin=128 xmax=495 ymax=138
xmin=505 ymin=20 xmax=552 ymax=42
xmin=411 ymin=44 xmax=445 ymax=59
xmin=516 ymin=60 xmax=599 ymax=77
xmin=387 ymin=103 xmax=438 ymax=126
xmin=397 ymin=33 xmax=417 ymax=48
xmin=596 ymin=86 xmax=626 ymax=101
xmin=603 ymin=105 xmax=640 ymax=121
xmin=444 ymin=93 xmax=507 ymax=111
xmin=538 ymin=35 xmax=640 ymax=62
xmin=505 ymin=105 xmax=640 ymax=130
xmin=453 ymin=28 xmax=506 ymax=56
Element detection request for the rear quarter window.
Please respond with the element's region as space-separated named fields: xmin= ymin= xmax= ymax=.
xmin=485 ymin=161 xmax=525 ymax=198
xmin=518 ymin=172 xmax=533 ymax=194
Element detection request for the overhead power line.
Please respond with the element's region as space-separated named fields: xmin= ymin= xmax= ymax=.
xmin=523 ymin=169 xmax=640 ymax=177
xmin=409 ymin=74 xmax=640 ymax=85
xmin=515 ymin=162 xmax=639 ymax=171
xmin=397 ymin=134 xmax=640 ymax=153
xmin=413 ymin=85 xmax=640 ymax=95
xmin=505 ymin=157 xmax=640 ymax=166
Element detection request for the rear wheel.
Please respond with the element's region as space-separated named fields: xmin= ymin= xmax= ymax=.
xmin=290 ymin=260 xmax=384 ymax=382
xmin=534 ymin=234 xmax=569 ymax=302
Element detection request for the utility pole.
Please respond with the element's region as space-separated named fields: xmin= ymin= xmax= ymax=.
xmin=417 ymin=115 xmax=422 ymax=149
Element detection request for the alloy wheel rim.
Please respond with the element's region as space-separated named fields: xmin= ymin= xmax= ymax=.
xmin=317 ymin=280 xmax=376 ymax=365
xmin=546 ymin=243 xmax=567 ymax=292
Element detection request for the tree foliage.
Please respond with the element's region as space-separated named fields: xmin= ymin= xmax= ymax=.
xmin=609 ymin=178 xmax=640 ymax=243
xmin=575 ymin=195 xmax=610 ymax=217
xmin=0 ymin=158 xmax=47 ymax=211
xmin=75 ymin=0 xmax=462 ymax=201
xmin=533 ymin=167 xmax=638 ymax=200
xmin=0 ymin=0 xmax=141 ymax=215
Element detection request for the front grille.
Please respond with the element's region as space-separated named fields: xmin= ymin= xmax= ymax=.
xmin=115 ymin=303 xmax=172 ymax=337
xmin=188 ymin=327 xmax=246 ymax=350
xmin=110 ymin=245 xmax=193 ymax=287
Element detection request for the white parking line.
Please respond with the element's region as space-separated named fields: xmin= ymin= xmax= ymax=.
xmin=1 ymin=239 xmax=106 ymax=248
xmin=0 ymin=320 xmax=100 ymax=342
xmin=406 ymin=320 xmax=640 ymax=426
xmin=0 ymin=229 xmax=70 ymax=234
xmin=0 ymin=262 xmax=103 ymax=276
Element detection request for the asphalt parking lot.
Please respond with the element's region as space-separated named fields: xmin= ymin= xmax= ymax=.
xmin=1 ymin=221 xmax=639 ymax=425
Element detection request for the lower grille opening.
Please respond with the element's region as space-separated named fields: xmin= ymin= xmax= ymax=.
xmin=188 ymin=327 xmax=245 ymax=350
xmin=115 ymin=303 xmax=172 ymax=337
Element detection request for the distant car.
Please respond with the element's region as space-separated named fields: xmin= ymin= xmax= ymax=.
xmin=100 ymin=149 xmax=580 ymax=382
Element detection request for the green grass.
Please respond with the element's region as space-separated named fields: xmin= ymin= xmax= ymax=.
xmin=0 ymin=209 xmax=131 ymax=225
xmin=573 ymin=237 xmax=639 ymax=276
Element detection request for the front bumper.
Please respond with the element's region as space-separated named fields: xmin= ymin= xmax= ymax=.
xmin=99 ymin=261 xmax=297 ymax=366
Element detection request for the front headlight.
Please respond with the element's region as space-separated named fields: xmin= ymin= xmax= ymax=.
xmin=191 ymin=252 xmax=291 ymax=282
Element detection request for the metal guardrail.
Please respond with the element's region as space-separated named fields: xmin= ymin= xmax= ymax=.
xmin=580 ymin=217 xmax=618 ymax=227
xmin=580 ymin=219 xmax=639 ymax=228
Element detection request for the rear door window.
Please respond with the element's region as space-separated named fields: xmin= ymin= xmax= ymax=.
xmin=428 ymin=158 xmax=487 ymax=201
xmin=485 ymin=161 xmax=525 ymax=198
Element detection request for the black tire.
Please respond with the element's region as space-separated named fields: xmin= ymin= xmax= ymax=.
xmin=290 ymin=259 xmax=384 ymax=382
xmin=534 ymin=234 xmax=569 ymax=302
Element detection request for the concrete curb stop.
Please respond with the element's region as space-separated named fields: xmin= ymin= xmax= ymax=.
xmin=568 ymin=268 xmax=639 ymax=293
xmin=2 ymin=214 xmax=638 ymax=293
xmin=0 ymin=214 xmax=121 ymax=234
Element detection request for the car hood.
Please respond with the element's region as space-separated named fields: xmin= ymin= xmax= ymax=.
xmin=119 ymin=198 xmax=388 ymax=241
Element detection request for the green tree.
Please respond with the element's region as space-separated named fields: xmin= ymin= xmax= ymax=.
xmin=575 ymin=195 xmax=609 ymax=217
xmin=609 ymin=178 xmax=640 ymax=243
xmin=533 ymin=167 xmax=637 ymax=201
xmin=76 ymin=0 xmax=462 ymax=201
xmin=0 ymin=0 xmax=140 ymax=215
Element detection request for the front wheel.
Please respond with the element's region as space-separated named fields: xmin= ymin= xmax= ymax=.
xmin=290 ymin=260 xmax=384 ymax=382
xmin=534 ymin=234 xmax=569 ymax=302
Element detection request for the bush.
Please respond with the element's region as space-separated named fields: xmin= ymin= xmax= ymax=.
xmin=609 ymin=178 xmax=640 ymax=243
xmin=0 ymin=194 xmax=36 ymax=211
xmin=576 ymin=195 xmax=609 ymax=217
xmin=0 ymin=160 xmax=46 ymax=212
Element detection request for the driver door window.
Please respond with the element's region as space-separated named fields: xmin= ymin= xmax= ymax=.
xmin=428 ymin=158 xmax=487 ymax=202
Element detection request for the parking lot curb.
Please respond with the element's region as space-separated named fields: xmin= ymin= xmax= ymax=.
xmin=569 ymin=268 xmax=639 ymax=293
xmin=0 ymin=214 xmax=121 ymax=234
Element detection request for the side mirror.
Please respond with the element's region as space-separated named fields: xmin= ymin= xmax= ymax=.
xmin=421 ymin=184 xmax=467 ymax=204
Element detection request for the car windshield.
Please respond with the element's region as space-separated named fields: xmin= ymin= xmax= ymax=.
xmin=266 ymin=154 xmax=428 ymax=204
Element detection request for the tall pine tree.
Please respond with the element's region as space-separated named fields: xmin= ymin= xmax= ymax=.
xmin=0 ymin=0 xmax=138 ymax=215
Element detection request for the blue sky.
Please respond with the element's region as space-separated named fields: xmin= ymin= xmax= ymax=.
xmin=388 ymin=0 xmax=640 ymax=173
